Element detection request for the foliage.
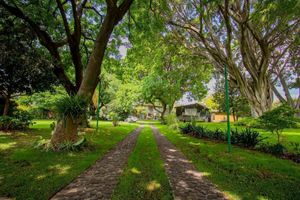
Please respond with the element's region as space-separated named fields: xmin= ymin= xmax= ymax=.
xmin=180 ymin=123 xmax=264 ymax=148
xmin=0 ymin=110 xmax=33 ymax=131
xmin=212 ymin=76 xmax=251 ymax=120
xmin=107 ymin=80 xmax=141 ymax=120
xmin=235 ymin=117 xmax=261 ymax=128
xmin=109 ymin=112 xmax=120 ymax=127
xmin=165 ymin=113 xmax=179 ymax=130
xmin=16 ymin=86 xmax=68 ymax=119
xmin=55 ymin=96 xmax=88 ymax=121
xmin=259 ymin=104 xmax=298 ymax=143
xmin=162 ymin=0 xmax=300 ymax=116
xmin=56 ymin=137 xmax=88 ymax=152
xmin=258 ymin=143 xmax=286 ymax=156
xmin=231 ymin=128 xmax=265 ymax=148
xmin=0 ymin=9 xmax=56 ymax=105
xmin=158 ymin=124 xmax=300 ymax=200
xmin=0 ymin=120 xmax=138 ymax=199
xmin=290 ymin=142 xmax=300 ymax=155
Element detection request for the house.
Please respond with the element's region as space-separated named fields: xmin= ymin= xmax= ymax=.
xmin=175 ymin=102 xmax=210 ymax=121
xmin=175 ymin=102 xmax=235 ymax=122
xmin=135 ymin=104 xmax=163 ymax=120
xmin=210 ymin=111 xmax=235 ymax=122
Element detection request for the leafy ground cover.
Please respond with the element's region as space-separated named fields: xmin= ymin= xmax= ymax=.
xmin=0 ymin=120 xmax=137 ymax=200
xmin=112 ymin=126 xmax=172 ymax=200
xmin=156 ymin=124 xmax=300 ymax=200
xmin=196 ymin=122 xmax=300 ymax=152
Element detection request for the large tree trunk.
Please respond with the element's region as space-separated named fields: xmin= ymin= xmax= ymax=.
xmin=50 ymin=116 xmax=79 ymax=149
xmin=50 ymin=2 xmax=133 ymax=147
xmin=244 ymin=78 xmax=273 ymax=117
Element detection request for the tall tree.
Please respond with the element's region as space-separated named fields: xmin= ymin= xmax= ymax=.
xmin=1 ymin=0 xmax=133 ymax=148
xmin=162 ymin=0 xmax=300 ymax=117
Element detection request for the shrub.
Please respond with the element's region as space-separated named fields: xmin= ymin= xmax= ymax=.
xmin=258 ymin=143 xmax=286 ymax=156
xmin=212 ymin=128 xmax=225 ymax=140
xmin=55 ymin=96 xmax=88 ymax=122
xmin=234 ymin=128 xmax=265 ymax=148
xmin=165 ymin=113 xmax=179 ymax=130
xmin=235 ymin=117 xmax=260 ymax=128
xmin=0 ymin=110 xmax=33 ymax=131
xmin=180 ymin=123 xmax=194 ymax=134
xmin=259 ymin=104 xmax=298 ymax=144
xmin=290 ymin=142 xmax=300 ymax=155
xmin=109 ymin=112 xmax=120 ymax=126
xmin=180 ymin=124 xmax=264 ymax=148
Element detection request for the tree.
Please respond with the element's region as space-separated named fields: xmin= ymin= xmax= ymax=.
xmin=259 ymin=104 xmax=298 ymax=144
xmin=0 ymin=10 xmax=56 ymax=116
xmin=270 ymin=34 xmax=300 ymax=112
xmin=1 ymin=0 xmax=134 ymax=148
xmin=108 ymin=82 xmax=140 ymax=120
xmin=212 ymin=75 xmax=251 ymax=121
xmin=16 ymin=87 xmax=68 ymax=118
xmin=162 ymin=0 xmax=300 ymax=117
xmin=122 ymin=26 xmax=212 ymax=120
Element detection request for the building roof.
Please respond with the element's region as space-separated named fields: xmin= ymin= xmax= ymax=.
xmin=174 ymin=102 xmax=208 ymax=109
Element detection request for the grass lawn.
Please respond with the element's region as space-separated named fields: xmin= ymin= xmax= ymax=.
xmin=112 ymin=126 xmax=172 ymax=200
xmin=0 ymin=120 xmax=138 ymax=200
xmin=195 ymin=122 xmax=300 ymax=152
xmin=156 ymin=124 xmax=300 ymax=200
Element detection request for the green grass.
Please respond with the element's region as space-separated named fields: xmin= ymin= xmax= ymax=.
xmin=0 ymin=120 xmax=138 ymax=200
xmin=156 ymin=124 xmax=300 ymax=200
xmin=137 ymin=120 xmax=161 ymax=125
xmin=195 ymin=122 xmax=300 ymax=152
xmin=112 ymin=126 xmax=173 ymax=200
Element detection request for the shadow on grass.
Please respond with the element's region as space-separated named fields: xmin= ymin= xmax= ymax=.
xmin=0 ymin=120 xmax=138 ymax=200
xmin=156 ymin=125 xmax=300 ymax=200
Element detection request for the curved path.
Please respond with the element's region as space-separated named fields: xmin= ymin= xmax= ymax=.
xmin=51 ymin=126 xmax=143 ymax=200
xmin=151 ymin=126 xmax=227 ymax=200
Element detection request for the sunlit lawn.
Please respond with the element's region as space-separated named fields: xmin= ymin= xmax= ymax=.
xmin=112 ymin=126 xmax=172 ymax=200
xmin=196 ymin=122 xmax=300 ymax=152
xmin=0 ymin=120 xmax=138 ymax=200
xmin=156 ymin=124 xmax=300 ymax=200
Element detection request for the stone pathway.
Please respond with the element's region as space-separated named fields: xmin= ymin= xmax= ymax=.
xmin=51 ymin=126 xmax=143 ymax=200
xmin=151 ymin=126 xmax=227 ymax=200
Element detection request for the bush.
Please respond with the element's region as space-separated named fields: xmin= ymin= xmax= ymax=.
xmin=258 ymin=143 xmax=286 ymax=156
xmin=259 ymin=104 xmax=298 ymax=144
xmin=235 ymin=117 xmax=260 ymax=128
xmin=290 ymin=142 xmax=300 ymax=155
xmin=55 ymin=96 xmax=88 ymax=121
xmin=109 ymin=112 xmax=120 ymax=126
xmin=231 ymin=128 xmax=265 ymax=148
xmin=0 ymin=110 xmax=33 ymax=131
xmin=180 ymin=123 xmax=195 ymax=134
xmin=180 ymin=123 xmax=264 ymax=148
xmin=165 ymin=113 xmax=179 ymax=130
